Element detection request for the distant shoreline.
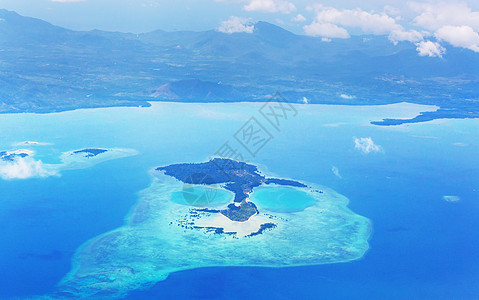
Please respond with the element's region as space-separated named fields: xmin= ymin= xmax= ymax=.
xmin=0 ymin=100 xmax=461 ymax=126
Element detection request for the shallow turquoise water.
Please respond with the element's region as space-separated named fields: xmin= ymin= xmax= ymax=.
xmin=0 ymin=102 xmax=478 ymax=299
xmin=250 ymin=187 xmax=316 ymax=212
xmin=170 ymin=186 xmax=232 ymax=207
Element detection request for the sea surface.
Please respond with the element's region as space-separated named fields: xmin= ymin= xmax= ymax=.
xmin=0 ymin=102 xmax=478 ymax=299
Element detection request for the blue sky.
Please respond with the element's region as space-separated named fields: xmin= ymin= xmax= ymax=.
xmin=1 ymin=0 xmax=479 ymax=56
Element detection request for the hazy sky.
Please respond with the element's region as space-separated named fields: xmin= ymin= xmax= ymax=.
xmin=0 ymin=0 xmax=477 ymax=33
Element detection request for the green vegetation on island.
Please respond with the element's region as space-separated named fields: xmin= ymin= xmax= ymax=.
xmin=157 ymin=158 xmax=307 ymax=222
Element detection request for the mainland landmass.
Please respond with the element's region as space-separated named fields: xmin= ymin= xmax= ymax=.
xmin=371 ymin=107 xmax=479 ymax=126
xmin=1 ymin=9 xmax=478 ymax=125
xmin=157 ymin=158 xmax=307 ymax=222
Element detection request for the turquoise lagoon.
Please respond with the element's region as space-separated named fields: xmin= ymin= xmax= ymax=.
xmin=249 ymin=187 xmax=317 ymax=213
xmin=0 ymin=102 xmax=478 ymax=299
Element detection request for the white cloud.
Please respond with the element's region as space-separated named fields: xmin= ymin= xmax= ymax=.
xmin=416 ymin=40 xmax=445 ymax=57
xmin=331 ymin=166 xmax=342 ymax=179
xmin=303 ymin=22 xmax=350 ymax=38
xmin=443 ymin=195 xmax=460 ymax=202
xmin=340 ymin=94 xmax=355 ymax=100
xmin=299 ymin=2 xmax=479 ymax=54
xmin=217 ymin=16 xmax=254 ymax=34
xmin=292 ymin=14 xmax=306 ymax=22
xmin=411 ymin=2 xmax=479 ymax=32
xmin=389 ymin=29 xmax=424 ymax=44
xmin=243 ymin=0 xmax=296 ymax=14
xmin=3 ymin=149 xmax=35 ymax=156
xmin=311 ymin=6 xmax=403 ymax=35
xmin=354 ymin=137 xmax=383 ymax=154
xmin=141 ymin=1 xmax=160 ymax=8
xmin=383 ymin=5 xmax=401 ymax=17
xmin=0 ymin=157 xmax=56 ymax=180
xmin=0 ymin=147 xmax=139 ymax=180
xmin=435 ymin=25 xmax=479 ymax=52
xmin=409 ymin=2 xmax=479 ymax=52
xmin=304 ymin=5 xmax=426 ymax=43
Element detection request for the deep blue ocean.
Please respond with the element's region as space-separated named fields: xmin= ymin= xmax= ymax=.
xmin=0 ymin=103 xmax=478 ymax=299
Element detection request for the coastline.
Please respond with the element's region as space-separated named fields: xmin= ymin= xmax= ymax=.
xmin=0 ymin=101 xmax=445 ymax=126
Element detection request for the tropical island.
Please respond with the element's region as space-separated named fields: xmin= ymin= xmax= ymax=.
xmin=57 ymin=158 xmax=372 ymax=298
xmin=157 ymin=158 xmax=307 ymax=222
xmin=72 ymin=148 xmax=108 ymax=158
xmin=0 ymin=150 xmax=30 ymax=162
xmin=59 ymin=148 xmax=139 ymax=171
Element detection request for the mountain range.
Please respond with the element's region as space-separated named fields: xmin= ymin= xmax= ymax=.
xmin=0 ymin=9 xmax=478 ymax=123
